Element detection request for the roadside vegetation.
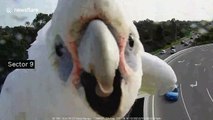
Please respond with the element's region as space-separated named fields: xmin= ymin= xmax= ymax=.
xmin=134 ymin=19 xmax=213 ymax=53
xmin=0 ymin=13 xmax=52 ymax=86
xmin=193 ymin=28 xmax=213 ymax=46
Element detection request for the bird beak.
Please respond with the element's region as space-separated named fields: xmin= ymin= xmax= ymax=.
xmin=140 ymin=52 xmax=177 ymax=96
xmin=78 ymin=20 xmax=120 ymax=97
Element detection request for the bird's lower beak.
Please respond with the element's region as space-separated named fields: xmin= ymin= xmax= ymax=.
xmin=78 ymin=20 xmax=120 ymax=97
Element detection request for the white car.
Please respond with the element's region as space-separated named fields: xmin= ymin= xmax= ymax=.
xmin=170 ymin=49 xmax=176 ymax=54
xmin=160 ymin=50 xmax=166 ymax=54
xmin=184 ymin=42 xmax=189 ymax=46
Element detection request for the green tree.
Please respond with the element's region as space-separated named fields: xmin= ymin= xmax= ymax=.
xmin=32 ymin=13 xmax=52 ymax=30
xmin=171 ymin=18 xmax=177 ymax=40
xmin=25 ymin=21 xmax=30 ymax=27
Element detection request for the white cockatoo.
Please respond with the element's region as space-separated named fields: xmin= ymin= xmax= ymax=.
xmin=0 ymin=0 xmax=177 ymax=119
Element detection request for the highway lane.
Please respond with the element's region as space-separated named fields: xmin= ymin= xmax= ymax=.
xmin=157 ymin=36 xmax=196 ymax=60
xmin=154 ymin=44 xmax=213 ymax=120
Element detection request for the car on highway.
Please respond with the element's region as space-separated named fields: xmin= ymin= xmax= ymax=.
xmin=189 ymin=40 xmax=194 ymax=44
xmin=180 ymin=40 xmax=186 ymax=44
xmin=160 ymin=50 xmax=166 ymax=54
xmin=181 ymin=40 xmax=189 ymax=46
xmin=164 ymin=87 xmax=179 ymax=102
xmin=170 ymin=45 xmax=175 ymax=49
xmin=183 ymin=42 xmax=189 ymax=46
xmin=170 ymin=49 xmax=176 ymax=54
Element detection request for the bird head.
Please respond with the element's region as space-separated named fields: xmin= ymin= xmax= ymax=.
xmin=46 ymin=0 xmax=144 ymax=117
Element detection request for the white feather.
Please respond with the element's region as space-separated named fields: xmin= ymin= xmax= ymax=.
xmin=0 ymin=0 xmax=177 ymax=119
xmin=0 ymin=21 xmax=100 ymax=120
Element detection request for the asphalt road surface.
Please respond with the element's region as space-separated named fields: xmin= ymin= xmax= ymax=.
xmin=157 ymin=36 xmax=196 ymax=60
xmin=154 ymin=44 xmax=213 ymax=120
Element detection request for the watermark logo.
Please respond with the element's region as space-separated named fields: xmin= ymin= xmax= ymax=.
xmin=6 ymin=7 xmax=39 ymax=13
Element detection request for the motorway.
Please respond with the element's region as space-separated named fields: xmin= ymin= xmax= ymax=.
xmin=152 ymin=44 xmax=213 ymax=120
xmin=157 ymin=36 xmax=194 ymax=60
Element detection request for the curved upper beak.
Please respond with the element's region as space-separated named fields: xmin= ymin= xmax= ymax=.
xmin=78 ymin=20 xmax=120 ymax=97
xmin=140 ymin=52 xmax=177 ymax=96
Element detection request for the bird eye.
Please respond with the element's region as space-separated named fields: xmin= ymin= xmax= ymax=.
xmin=54 ymin=35 xmax=65 ymax=57
xmin=128 ymin=34 xmax=134 ymax=48
xmin=55 ymin=43 xmax=64 ymax=57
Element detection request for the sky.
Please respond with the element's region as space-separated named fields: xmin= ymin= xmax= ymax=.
xmin=0 ymin=0 xmax=58 ymax=27
xmin=125 ymin=0 xmax=213 ymax=22
xmin=0 ymin=0 xmax=213 ymax=27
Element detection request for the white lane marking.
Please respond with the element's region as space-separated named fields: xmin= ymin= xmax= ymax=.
xmin=195 ymin=63 xmax=201 ymax=66
xmin=152 ymin=95 xmax=155 ymax=120
xmin=180 ymin=84 xmax=192 ymax=120
xmin=206 ymin=88 xmax=213 ymax=103
xmin=143 ymin=96 xmax=149 ymax=119
xmin=190 ymin=81 xmax=197 ymax=88
xmin=203 ymin=68 xmax=206 ymax=72
xmin=178 ymin=60 xmax=185 ymax=63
